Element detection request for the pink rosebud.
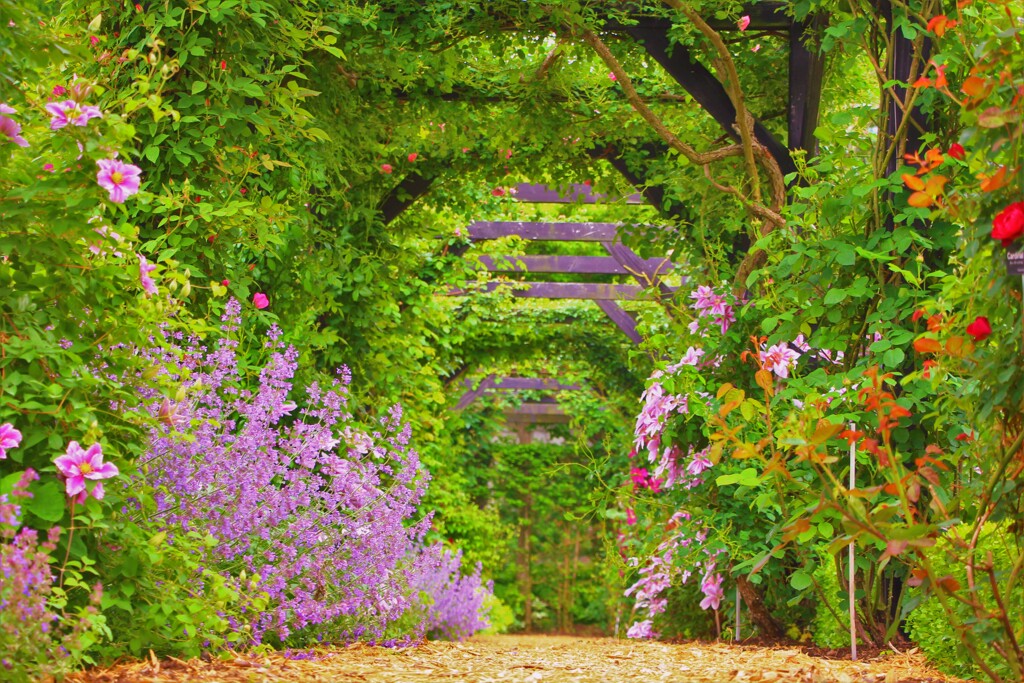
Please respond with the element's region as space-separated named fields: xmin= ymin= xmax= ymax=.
xmin=626 ymin=508 xmax=637 ymax=526
xmin=220 ymin=60 xmax=227 ymax=70
xmin=608 ymin=72 xmax=617 ymax=81
xmin=380 ymin=163 xmax=393 ymax=174
xmin=948 ymin=142 xmax=966 ymax=160
xmin=752 ymin=44 xmax=761 ymax=53
xmin=43 ymin=163 xmax=55 ymax=172
xmin=738 ymin=15 xmax=751 ymax=30
xmin=89 ymin=35 xmax=99 ymax=46
xmin=407 ymin=152 xmax=418 ymax=162
xmin=52 ymin=85 xmax=67 ymax=96
xmin=253 ymin=292 xmax=269 ymax=309
xmin=221 ymin=279 xmax=230 ymax=286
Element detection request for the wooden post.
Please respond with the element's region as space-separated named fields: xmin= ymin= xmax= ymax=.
xmin=849 ymin=423 xmax=858 ymax=661
xmin=735 ymin=584 xmax=741 ymax=641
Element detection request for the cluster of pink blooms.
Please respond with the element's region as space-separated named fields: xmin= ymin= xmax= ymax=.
xmin=0 ymin=104 xmax=29 ymax=147
xmin=759 ymin=341 xmax=801 ymax=378
xmin=624 ymin=508 xmax=728 ymax=639
xmin=633 ymin=381 xmax=688 ymax=487
xmin=688 ymin=285 xmax=736 ymax=335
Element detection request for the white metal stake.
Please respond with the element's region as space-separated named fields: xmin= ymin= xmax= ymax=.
xmin=849 ymin=423 xmax=858 ymax=661
xmin=734 ymin=585 xmax=741 ymax=641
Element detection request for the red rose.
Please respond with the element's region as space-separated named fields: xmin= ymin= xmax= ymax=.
xmin=966 ymin=316 xmax=991 ymax=342
xmin=491 ymin=187 xmax=505 ymax=197
xmin=948 ymin=143 xmax=965 ymax=160
xmin=992 ymin=202 xmax=1024 ymax=248
xmin=380 ymin=163 xmax=393 ymax=174
xmin=221 ymin=279 xmax=229 ymax=287
xmin=407 ymin=153 xmax=418 ymax=162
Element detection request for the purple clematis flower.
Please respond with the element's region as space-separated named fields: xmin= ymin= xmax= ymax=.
xmin=0 ymin=104 xmax=29 ymax=147
xmin=96 ymin=158 xmax=142 ymax=203
xmin=0 ymin=423 xmax=23 ymax=459
xmin=44 ymin=100 xmax=102 ymax=129
xmin=54 ymin=441 xmax=118 ymax=503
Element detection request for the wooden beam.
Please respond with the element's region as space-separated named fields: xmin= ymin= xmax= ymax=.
xmin=595 ymin=300 xmax=643 ymax=344
xmin=788 ymin=17 xmax=827 ymax=156
xmin=512 ymin=182 xmax=644 ymax=204
xmin=467 ymin=221 xmax=624 ymax=242
xmin=379 ymin=172 xmax=434 ymax=225
xmin=503 ymin=403 xmax=572 ymax=424
xmin=602 ymin=242 xmax=677 ymax=300
xmin=614 ymin=3 xmax=791 ymax=32
xmin=625 ymin=26 xmax=798 ymax=180
xmin=478 ymin=254 xmax=673 ymax=275
xmin=465 ymin=377 xmax=582 ymax=391
xmin=449 ymin=282 xmax=646 ymax=300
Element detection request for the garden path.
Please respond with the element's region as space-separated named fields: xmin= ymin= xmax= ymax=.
xmin=70 ymin=634 xmax=964 ymax=683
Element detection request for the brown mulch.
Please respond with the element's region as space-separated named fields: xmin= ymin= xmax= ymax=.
xmin=68 ymin=634 xmax=973 ymax=683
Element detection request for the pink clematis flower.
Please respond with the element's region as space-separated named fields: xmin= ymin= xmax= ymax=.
xmin=138 ymin=254 xmax=158 ymax=296
xmin=45 ymin=99 xmax=102 ymax=129
xmin=54 ymin=441 xmax=118 ymax=503
xmin=253 ymin=292 xmax=269 ymax=309
xmin=0 ymin=423 xmax=23 ymax=459
xmin=96 ymin=158 xmax=142 ymax=203
xmin=699 ymin=572 xmax=724 ymax=610
xmin=761 ymin=342 xmax=801 ymax=378
xmin=0 ymin=104 xmax=29 ymax=147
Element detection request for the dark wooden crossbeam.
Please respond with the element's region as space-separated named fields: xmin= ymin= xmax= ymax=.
xmin=616 ymin=2 xmax=791 ymax=32
xmin=624 ymin=26 xmax=798 ymax=179
xmin=512 ymin=182 xmax=644 ymax=204
xmin=788 ymin=17 xmax=827 ymax=156
xmin=478 ymin=254 xmax=673 ymax=275
xmin=450 ymin=281 xmax=646 ymax=300
xmin=467 ymin=221 xmax=624 ymax=242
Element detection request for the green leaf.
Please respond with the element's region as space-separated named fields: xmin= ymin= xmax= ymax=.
xmin=790 ymin=571 xmax=813 ymax=591
xmin=191 ymin=81 xmax=208 ymax=95
xmin=823 ymin=288 xmax=847 ymax=305
xmin=26 ymin=480 xmax=66 ymax=522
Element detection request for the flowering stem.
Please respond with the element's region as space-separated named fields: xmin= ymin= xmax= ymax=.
xmin=59 ymin=497 xmax=76 ymax=588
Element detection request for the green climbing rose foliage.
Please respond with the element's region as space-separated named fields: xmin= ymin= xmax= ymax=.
xmin=1 ymin=0 xmax=1022 ymax=678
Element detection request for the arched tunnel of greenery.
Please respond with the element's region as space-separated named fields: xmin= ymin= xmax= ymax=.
xmin=1 ymin=0 xmax=1022 ymax=681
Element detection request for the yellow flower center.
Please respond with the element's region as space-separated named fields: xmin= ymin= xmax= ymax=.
xmin=79 ymin=462 xmax=93 ymax=475
xmin=111 ymin=171 xmax=124 ymax=185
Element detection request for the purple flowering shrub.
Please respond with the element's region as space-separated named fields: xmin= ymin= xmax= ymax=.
xmin=408 ymin=544 xmax=491 ymax=640
xmin=133 ymin=300 xmax=488 ymax=645
xmin=0 ymin=471 xmax=105 ymax=682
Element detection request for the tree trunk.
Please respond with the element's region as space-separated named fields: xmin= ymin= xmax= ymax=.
xmin=736 ymin=576 xmax=785 ymax=638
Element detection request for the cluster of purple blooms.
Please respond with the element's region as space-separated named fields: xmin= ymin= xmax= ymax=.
xmin=135 ymin=300 xmax=489 ymax=643
xmin=408 ymin=545 xmax=491 ymax=640
xmin=0 ymin=470 xmax=99 ymax=680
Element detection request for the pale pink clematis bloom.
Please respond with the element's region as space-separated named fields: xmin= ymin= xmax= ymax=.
xmin=54 ymin=441 xmax=118 ymax=503
xmin=138 ymin=254 xmax=158 ymax=296
xmin=761 ymin=342 xmax=801 ymax=378
xmin=45 ymin=100 xmax=102 ymax=129
xmin=0 ymin=104 xmax=29 ymax=147
xmin=738 ymin=15 xmax=751 ymax=30
xmin=96 ymin=158 xmax=142 ymax=203
xmin=679 ymin=346 xmax=705 ymax=366
xmin=0 ymin=423 xmax=23 ymax=459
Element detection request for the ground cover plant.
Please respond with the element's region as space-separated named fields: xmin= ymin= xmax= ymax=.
xmin=1 ymin=0 xmax=1022 ymax=680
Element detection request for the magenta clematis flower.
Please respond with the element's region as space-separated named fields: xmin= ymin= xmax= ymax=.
xmin=253 ymin=292 xmax=269 ymax=309
xmin=44 ymin=100 xmax=102 ymax=129
xmin=96 ymin=158 xmax=142 ymax=203
xmin=0 ymin=104 xmax=29 ymax=147
xmin=138 ymin=254 xmax=158 ymax=296
xmin=0 ymin=423 xmax=23 ymax=459
xmin=54 ymin=441 xmax=118 ymax=503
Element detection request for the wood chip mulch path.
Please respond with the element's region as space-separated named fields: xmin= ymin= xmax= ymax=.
xmin=68 ymin=634 xmax=972 ymax=683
